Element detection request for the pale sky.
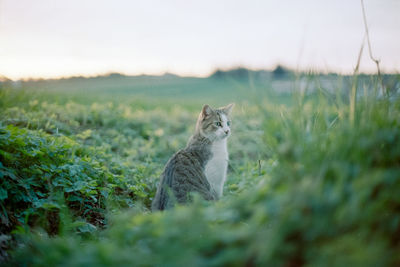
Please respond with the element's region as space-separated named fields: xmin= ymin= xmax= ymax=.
xmin=0 ymin=0 xmax=399 ymax=80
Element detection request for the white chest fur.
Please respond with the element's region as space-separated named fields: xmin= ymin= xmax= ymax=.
xmin=205 ymin=139 xmax=228 ymax=198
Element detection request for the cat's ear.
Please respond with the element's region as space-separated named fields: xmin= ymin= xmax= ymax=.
xmin=202 ymin=104 xmax=213 ymax=117
xmin=222 ymin=103 xmax=235 ymax=115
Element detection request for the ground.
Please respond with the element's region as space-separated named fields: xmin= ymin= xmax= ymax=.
xmin=1 ymin=73 xmax=399 ymax=266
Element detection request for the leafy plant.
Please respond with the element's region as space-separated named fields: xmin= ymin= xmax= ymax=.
xmin=1 ymin=77 xmax=400 ymax=266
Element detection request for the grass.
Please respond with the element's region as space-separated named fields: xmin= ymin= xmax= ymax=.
xmin=1 ymin=74 xmax=400 ymax=266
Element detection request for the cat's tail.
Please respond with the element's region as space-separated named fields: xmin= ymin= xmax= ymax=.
xmin=151 ymin=186 xmax=167 ymax=211
xmin=151 ymin=164 xmax=175 ymax=211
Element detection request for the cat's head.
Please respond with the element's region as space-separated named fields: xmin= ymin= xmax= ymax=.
xmin=196 ymin=103 xmax=234 ymax=141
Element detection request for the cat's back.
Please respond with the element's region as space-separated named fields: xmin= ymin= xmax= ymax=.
xmin=151 ymin=143 xmax=214 ymax=211
xmin=158 ymin=148 xmax=204 ymax=189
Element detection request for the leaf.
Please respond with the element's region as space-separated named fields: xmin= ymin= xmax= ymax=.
xmin=77 ymin=222 xmax=97 ymax=233
xmin=67 ymin=194 xmax=83 ymax=202
xmin=0 ymin=187 xmax=8 ymax=200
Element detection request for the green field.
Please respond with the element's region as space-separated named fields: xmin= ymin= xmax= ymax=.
xmin=1 ymin=73 xmax=400 ymax=266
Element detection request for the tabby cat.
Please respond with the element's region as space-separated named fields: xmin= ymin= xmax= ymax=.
xmin=152 ymin=103 xmax=234 ymax=211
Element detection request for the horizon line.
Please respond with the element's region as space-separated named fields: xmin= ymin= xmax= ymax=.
xmin=1 ymin=65 xmax=399 ymax=82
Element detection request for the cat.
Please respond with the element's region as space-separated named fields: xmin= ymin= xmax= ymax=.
xmin=152 ymin=103 xmax=234 ymax=211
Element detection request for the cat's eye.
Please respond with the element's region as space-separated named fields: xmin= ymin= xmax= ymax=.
xmin=215 ymin=122 xmax=222 ymax=127
xmin=227 ymin=121 xmax=231 ymax=126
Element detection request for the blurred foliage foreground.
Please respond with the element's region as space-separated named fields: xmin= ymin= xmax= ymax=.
xmin=0 ymin=84 xmax=400 ymax=266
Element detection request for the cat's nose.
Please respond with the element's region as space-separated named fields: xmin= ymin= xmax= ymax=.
xmin=225 ymin=130 xmax=230 ymax=135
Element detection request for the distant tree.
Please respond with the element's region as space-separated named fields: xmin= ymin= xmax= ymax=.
xmin=210 ymin=69 xmax=225 ymax=79
xmin=228 ymin=68 xmax=249 ymax=80
xmin=106 ymin=72 xmax=126 ymax=78
xmin=0 ymin=75 xmax=12 ymax=88
xmin=210 ymin=68 xmax=250 ymax=81
xmin=272 ymin=65 xmax=289 ymax=78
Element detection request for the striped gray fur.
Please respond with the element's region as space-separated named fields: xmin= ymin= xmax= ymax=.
xmin=152 ymin=103 xmax=234 ymax=211
xmin=151 ymin=134 xmax=216 ymax=211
